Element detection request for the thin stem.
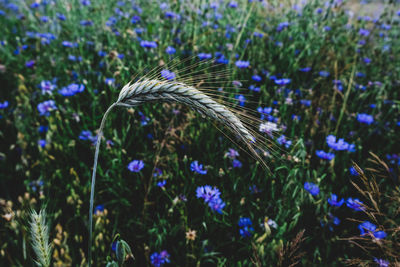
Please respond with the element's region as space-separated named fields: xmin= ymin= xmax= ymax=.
xmin=88 ymin=102 xmax=117 ymax=267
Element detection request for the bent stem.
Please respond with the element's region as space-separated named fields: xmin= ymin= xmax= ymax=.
xmin=88 ymin=102 xmax=117 ymax=267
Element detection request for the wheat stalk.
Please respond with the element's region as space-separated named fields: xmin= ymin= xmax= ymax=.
xmin=29 ymin=209 xmax=52 ymax=267
xmin=88 ymin=78 xmax=264 ymax=266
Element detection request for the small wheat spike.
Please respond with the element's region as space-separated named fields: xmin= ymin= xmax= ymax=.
xmin=88 ymin=79 xmax=263 ymax=266
xmin=29 ymin=209 xmax=52 ymax=267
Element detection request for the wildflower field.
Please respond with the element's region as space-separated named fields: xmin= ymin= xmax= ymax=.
xmin=1 ymin=0 xmax=400 ymax=266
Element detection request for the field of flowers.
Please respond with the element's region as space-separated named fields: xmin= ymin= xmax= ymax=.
xmin=1 ymin=0 xmax=400 ymax=266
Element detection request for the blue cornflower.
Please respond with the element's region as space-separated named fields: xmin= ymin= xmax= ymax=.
xmin=80 ymin=20 xmax=93 ymax=26
xmin=40 ymin=80 xmax=57 ymax=95
xmin=232 ymin=159 xmax=242 ymax=168
xmin=252 ymin=75 xmax=262 ymax=82
xmin=225 ymin=148 xmax=239 ymax=159
xmin=300 ymin=99 xmax=311 ymax=106
xmin=374 ymin=231 xmax=387 ymax=239
xmin=26 ymin=60 xmax=35 ymax=68
xmin=105 ymin=78 xmax=115 ymax=86
xmin=332 ymin=216 xmax=340 ymax=225
xmin=79 ymin=130 xmax=97 ymax=143
xmin=58 ymin=83 xmax=85 ymax=96
xmin=157 ymin=180 xmax=167 ymax=188
xmin=235 ymin=60 xmax=250 ymax=68
xmin=316 ymin=150 xmax=335 ymax=161
xmin=228 ymin=1 xmax=238 ymax=8
xmin=37 ymin=100 xmax=57 ymax=116
xmin=249 ymin=85 xmax=260 ymax=92
xmin=81 ymin=0 xmax=91 ymax=6
xmin=359 ymin=28 xmax=370 ymax=36
xmin=319 ymin=71 xmax=330 ymax=77
xmin=196 ymin=185 xmax=221 ymax=202
xmin=62 ymin=41 xmax=77 ymax=48
xmin=326 ymin=135 xmax=355 ymax=152
xmin=198 ymin=53 xmax=212 ymax=60
xmin=57 ymin=13 xmax=66 ymax=21
xmin=357 ymin=113 xmax=374 ymax=125
xmin=38 ymin=126 xmax=48 ymax=133
xmin=161 ymin=69 xmax=176 ymax=80
xmin=238 ymin=217 xmax=252 ymax=227
xmin=150 ymin=250 xmax=170 ymax=267
xmin=190 ymin=161 xmax=207 ymax=175
xmin=304 ymin=182 xmax=319 ymax=196
xmin=374 ymin=258 xmax=389 ymax=267
xmin=127 ymin=160 xmax=145 ymax=172
xmin=274 ymin=78 xmax=291 ymax=86
xmin=299 ymin=67 xmax=311 ymax=72
xmin=276 ymin=21 xmax=290 ymax=32
xmin=239 ymin=226 xmax=254 ymax=238
xmin=208 ymin=197 xmax=226 ymax=214
xmin=165 ymin=46 xmax=176 ymax=55
xmin=94 ymin=204 xmax=104 ymax=215
xmin=253 ymin=32 xmax=264 ymax=38
xmin=349 ymin=166 xmax=359 ymax=176
xmin=235 ymin=94 xmax=246 ymax=106
xmin=276 ymin=135 xmax=292 ymax=148
xmin=358 ymin=221 xmax=376 ymax=235
xmin=140 ymin=40 xmax=157 ymax=48
xmin=131 ymin=15 xmax=140 ymax=24
xmin=327 ymin=194 xmax=344 ymax=207
xmin=38 ymin=139 xmax=46 ymax=148
xmin=0 ymin=101 xmax=9 ymax=109
xmin=346 ymin=198 xmax=365 ymax=211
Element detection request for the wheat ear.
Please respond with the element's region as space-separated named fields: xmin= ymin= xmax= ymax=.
xmin=29 ymin=209 xmax=52 ymax=267
xmin=88 ymin=79 xmax=260 ymax=266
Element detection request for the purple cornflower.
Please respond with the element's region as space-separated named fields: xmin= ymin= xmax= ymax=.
xmin=150 ymin=250 xmax=170 ymax=267
xmin=235 ymin=60 xmax=250 ymax=68
xmin=316 ymin=150 xmax=335 ymax=161
xmin=37 ymin=100 xmax=57 ymax=116
xmin=160 ymin=69 xmax=175 ymax=80
xmin=140 ymin=40 xmax=157 ymax=49
xmin=127 ymin=160 xmax=145 ymax=172
xmin=304 ymin=182 xmax=319 ymax=196
xmin=346 ymin=198 xmax=365 ymax=211
xmin=327 ymin=194 xmax=344 ymax=207
xmin=274 ymin=78 xmax=291 ymax=86
xmin=359 ymin=28 xmax=370 ymax=36
xmin=357 ymin=113 xmax=374 ymax=125
xmin=190 ymin=161 xmax=207 ymax=175
xmin=225 ymin=148 xmax=239 ymax=159
xmin=58 ymin=83 xmax=85 ymax=96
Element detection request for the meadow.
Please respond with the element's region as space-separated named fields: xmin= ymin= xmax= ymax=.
xmin=0 ymin=0 xmax=400 ymax=266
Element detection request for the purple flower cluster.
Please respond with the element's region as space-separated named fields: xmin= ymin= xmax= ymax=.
xmin=316 ymin=150 xmax=335 ymax=161
xmin=160 ymin=69 xmax=175 ymax=80
xmin=358 ymin=221 xmax=387 ymax=239
xmin=196 ymin=185 xmax=226 ymax=214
